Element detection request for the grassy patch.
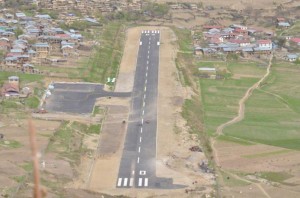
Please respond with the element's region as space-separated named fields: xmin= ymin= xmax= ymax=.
xmin=12 ymin=175 xmax=26 ymax=183
xmin=171 ymin=27 xmax=192 ymax=52
xmin=182 ymin=97 xmax=212 ymax=156
xmin=242 ymin=149 xmax=292 ymax=159
xmin=70 ymin=121 xmax=101 ymax=135
xmin=20 ymin=162 xmax=33 ymax=172
xmin=0 ymin=100 xmax=20 ymax=109
xmin=218 ymin=135 xmax=255 ymax=146
xmin=0 ymin=72 xmax=43 ymax=86
xmin=0 ymin=140 xmax=23 ymax=148
xmin=93 ymin=106 xmax=104 ymax=116
xmin=25 ymin=96 xmax=40 ymax=109
xmin=220 ymin=171 xmax=250 ymax=187
xmin=258 ymin=172 xmax=293 ymax=183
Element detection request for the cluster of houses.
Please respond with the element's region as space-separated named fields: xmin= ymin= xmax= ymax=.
xmin=0 ymin=10 xmax=84 ymax=75
xmin=194 ymin=23 xmax=300 ymax=62
xmin=194 ymin=24 xmax=274 ymax=57
xmin=37 ymin=0 xmax=142 ymax=14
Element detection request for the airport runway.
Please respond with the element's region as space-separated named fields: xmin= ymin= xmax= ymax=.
xmin=116 ymin=30 xmax=177 ymax=189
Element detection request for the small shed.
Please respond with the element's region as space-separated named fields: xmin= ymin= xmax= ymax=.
xmin=198 ymin=67 xmax=216 ymax=79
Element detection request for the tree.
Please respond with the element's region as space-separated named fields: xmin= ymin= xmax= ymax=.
xmin=0 ymin=50 xmax=5 ymax=62
xmin=143 ymin=2 xmax=169 ymax=18
xmin=14 ymin=27 xmax=23 ymax=38
xmin=277 ymin=37 xmax=286 ymax=48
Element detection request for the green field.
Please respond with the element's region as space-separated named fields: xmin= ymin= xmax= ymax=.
xmin=223 ymin=61 xmax=300 ymax=150
xmin=200 ymin=61 xmax=266 ymax=135
xmin=81 ymin=22 xmax=125 ymax=83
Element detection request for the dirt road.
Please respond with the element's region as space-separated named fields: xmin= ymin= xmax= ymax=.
xmin=212 ymin=53 xmax=273 ymax=197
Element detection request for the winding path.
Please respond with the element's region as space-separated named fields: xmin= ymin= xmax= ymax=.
xmin=212 ymin=53 xmax=273 ymax=197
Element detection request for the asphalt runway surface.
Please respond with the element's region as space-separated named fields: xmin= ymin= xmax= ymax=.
xmin=44 ymin=83 xmax=130 ymax=114
xmin=116 ymin=30 xmax=184 ymax=189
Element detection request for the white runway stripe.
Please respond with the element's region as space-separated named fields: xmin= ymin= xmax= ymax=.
xmin=144 ymin=178 xmax=149 ymax=187
xmin=117 ymin=178 xmax=122 ymax=186
xmin=123 ymin=178 xmax=128 ymax=186
xmin=138 ymin=178 xmax=143 ymax=186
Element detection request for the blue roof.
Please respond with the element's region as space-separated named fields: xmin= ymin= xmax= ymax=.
xmin=10 ymin=49 xmax=23 ymax=53
xmin=287 ymin=54 xmax=298 ymax=59
xmin=5 ymin=57 xmax=18 ymax=61
xmin=254 ymin=47 xmax=272 ymax=51
xmin=242 ymin=47 xmax=254 ymax=52
xmin=85 ymin=18 xmax=99 ymax=24
xmin=278 ymin=22 xmax=290 ymax=27
xmin=223 ymin=47 xmax=240 ymax=52
xmin=34 ymin=43 xmax=49 ymax=47
xmin=35 ymin=14 xmax=51 ymax=19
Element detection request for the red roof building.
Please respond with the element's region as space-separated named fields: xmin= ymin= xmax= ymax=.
xmin=290 ymin=38 xmax=300 ymax=44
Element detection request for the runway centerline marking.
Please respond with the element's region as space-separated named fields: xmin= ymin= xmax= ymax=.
xmin=141 ymin=118 xmax=144 ymax=124
xmin=140 ymin=128 xmax=143 ymax=133
xmin=146 ymin=72 xmax=148 ymax=77
xmin=142 ymin=110 xmax=144 ymax=115
xmin=144 ymin=94 xmax=146 ymax=99
xmin=137 ymin=157 xmax=140 ymax=164
xmin=147 ymin=55 xmax=149 ymax=59
xmin=140 ymin=137 xmax=142 ymax=142
xmin=148 ymin=50 xmax=149 ymax=54
xmin=144 ymin=86 xmax=147 ymax=91
xmin=147 ymin=60 xmax=149 ymax=64
xmin=146 ymin=66 xmax=148 ymax=71
xmin=145 ymin=79 xmax=147 ymax=84
xmin=138 ymin=146 xmax=141 ymax=153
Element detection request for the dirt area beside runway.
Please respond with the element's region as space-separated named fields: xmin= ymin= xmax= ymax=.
xmin=86 ymin=26 xmax=214 ymax=197
xmin=215 ymin=140 xmax=300 ymax=198
xmin=0 ymin=118 xmax=61 ymax=196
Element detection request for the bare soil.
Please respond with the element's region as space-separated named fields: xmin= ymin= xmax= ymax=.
xmin=0 ymin=119 xmax=60 ymax=195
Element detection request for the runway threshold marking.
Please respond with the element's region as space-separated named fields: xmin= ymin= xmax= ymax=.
xmin=117 ymin=178 xmax=122 ymax=186
xmin=144 ymin=178 xmax=149 ymax=187
xmin=138 ymin=178 xmax=143 ymax=187
xmin=123 ymin=178 xmax=128 ymax=186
